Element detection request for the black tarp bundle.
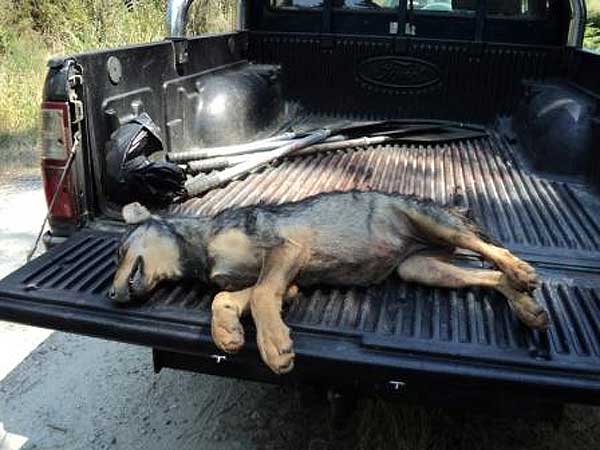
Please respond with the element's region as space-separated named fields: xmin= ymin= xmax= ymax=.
xmin=105 ymin=113 xmax=185 ymax=208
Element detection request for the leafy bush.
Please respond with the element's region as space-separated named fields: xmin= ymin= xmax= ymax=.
xmin=586 ymin=0 xmax=600 ymax=51
xmin=0 ymin=0 xmax=235 ymax=161
xmin=585 ymin=24 xmax=600 ymax=51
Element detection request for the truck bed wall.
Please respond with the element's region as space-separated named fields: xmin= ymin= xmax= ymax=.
xmin=247 ymin=32 xmax=567 ymax=122
xmin=246 ymin=33 xmax=598 ymax=186
xmin=74 ymin=31 xmax=596 ymax=156
xmin=70 ymin=31 xmax=600 ymax=219
xmin=567 ymin=49 xmax=600 ymax=191
xmin=76 ymin=32 xmax=574 ymax=155
xmin=72 ymin=33 xmax=248 ymax=218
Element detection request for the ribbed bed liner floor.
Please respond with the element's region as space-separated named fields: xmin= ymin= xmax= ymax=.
xmin=174 ymin=132 xmax=600 ymax=258
xmin=2 ymin=131 xmax=600 ymax=379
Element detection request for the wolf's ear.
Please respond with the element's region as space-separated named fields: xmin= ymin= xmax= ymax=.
xmin=122 ymin=202 xmax=152 ymax=224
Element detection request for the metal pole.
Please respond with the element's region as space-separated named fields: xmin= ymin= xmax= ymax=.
xmin=168 ymin=139 xmax=296 ymax=162
xmin=186 ymin=135 xmax=389 ymax=173
xmin=166 ymin=0 xmax=195 ymax=37
xmin=185 ymin=129 xmax=332 ymax=196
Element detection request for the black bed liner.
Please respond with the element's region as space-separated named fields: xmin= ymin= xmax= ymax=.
xmin=2 ymin=133 xmax=600 ymax=401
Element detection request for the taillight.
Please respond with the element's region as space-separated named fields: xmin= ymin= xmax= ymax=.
xmin=40 ymin=102 xmax=78 ymax=223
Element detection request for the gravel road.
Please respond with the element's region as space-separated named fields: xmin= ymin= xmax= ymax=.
xmin=0 ymin=173 xmax=598 ymax=450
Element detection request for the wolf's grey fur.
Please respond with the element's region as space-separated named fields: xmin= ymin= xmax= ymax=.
xmin=111 ymin=191 xmax=484 ymax=301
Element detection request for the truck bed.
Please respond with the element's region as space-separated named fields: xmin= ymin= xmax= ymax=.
xmin=2 ymin=131 xmax=600 ymax=400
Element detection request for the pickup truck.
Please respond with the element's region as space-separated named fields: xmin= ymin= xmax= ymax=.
xmin=1 ymin=0 xmax=599 ymax=411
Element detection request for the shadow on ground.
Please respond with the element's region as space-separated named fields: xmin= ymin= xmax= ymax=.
xmin=0 ymin=330 xmax=599 ymax=450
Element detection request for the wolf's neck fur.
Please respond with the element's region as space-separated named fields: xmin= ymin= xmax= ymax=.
xmin=165 ymin=217 xmax=213 ymax=282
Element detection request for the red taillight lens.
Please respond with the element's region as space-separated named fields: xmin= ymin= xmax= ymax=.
xmin=41 ymin=164 xmax=77 ymax=220
xmin=40 ymin=102 xmax=78 ymax=223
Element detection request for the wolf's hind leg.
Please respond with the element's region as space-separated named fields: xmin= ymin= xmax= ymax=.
xmin=408 ymin=212 xmax=539 ymax=291
xmin=211 ymin=285 xmax=299 ymax=354
xmin=455 ymin=238 xmax=539 ymax=292
xmin=397 ymin=255 xmax=548 ymax=329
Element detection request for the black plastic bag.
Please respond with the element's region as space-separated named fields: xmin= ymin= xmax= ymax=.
xmin=105 ymin=113 xmax=186 ymax=207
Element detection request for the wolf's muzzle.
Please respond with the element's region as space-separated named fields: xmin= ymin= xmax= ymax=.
xmin=109 ymin=256 xmax=145 ymax=303
xmin=108 ymin=284 xmax=131 ymax=303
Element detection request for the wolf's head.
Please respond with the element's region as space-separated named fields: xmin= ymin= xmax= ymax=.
xmin=109 ymin=203 xmax=184 ymax=303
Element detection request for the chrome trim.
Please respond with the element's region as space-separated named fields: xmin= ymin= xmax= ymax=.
xmin=568 ymin=0 xmax=586 ymax=47
xmin=166 ymin=0 xmax=194 ymax=37
xmin=236 ymin=0 xmax=246 ymax=30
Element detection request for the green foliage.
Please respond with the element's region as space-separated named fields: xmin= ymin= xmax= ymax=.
xmin=0 ymin=5 xmax=48 ymax=138
xmin=586 ymin=0 xmax=600 ymax=51
xmin=22 ymin=0 xmax=166 ymax=54
xmin=188 ymin=0 xmax=237 ymax=36
xmin=0 ymin=0 xmax=235 ymax=163
xmin=589 ymin=0 xmax=600 ymax=20
xmin=1 ymin=0 xmax=598 ymax=165
xmin=585 ymin=23 xmax=600 ymax=52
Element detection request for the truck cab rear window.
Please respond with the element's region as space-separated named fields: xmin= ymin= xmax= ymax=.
xmin=336 ymin=0 xmax=400 ymax=10
xmin=411 ymin=0 xmax=472 ymax=12
xmin=447 ymin=0 xmax=550 ymax=16
xmin=271 ymin=0 xmax=322 ymax=9
xmin=271 ymin=0 xmax=550 ymax=15
xmin=271 ymin=0 xmax=401 ymax=10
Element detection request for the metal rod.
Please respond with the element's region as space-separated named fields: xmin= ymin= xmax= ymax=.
xmin=185 ymin=129 xmax=331 ymax=196
xmin=168 ymin=139 xmax=295 ymax=162
xmin=178 ymin=120 xmax=487 ymax=165
xmin=167 ymin=131 xmax=305 ymax=162
xmin=186 ymin=135 xmax=389 ymax=173
xmin=257 ymin=131 xmax=301 ymax=143
xmin=236 ymin=0 xmax=247 ymax=31
xmin=169 ymin=132 xmax=345 ymax=163
xmin=188 ymin=156 xmax=235 ymax=172
xmin=166 ymin=0 xmax=194 ymax=37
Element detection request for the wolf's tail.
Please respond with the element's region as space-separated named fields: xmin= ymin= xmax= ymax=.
xmin=391 ymin=190 xmax=503 ymax=248
xmin=443 ymin=188 xmax=503 ymax=247
xmin=445 ymin=204 xmax=502 ymax=247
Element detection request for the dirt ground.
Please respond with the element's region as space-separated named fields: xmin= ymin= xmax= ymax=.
xmin=0 ymin=172 xmax=599 ymax=450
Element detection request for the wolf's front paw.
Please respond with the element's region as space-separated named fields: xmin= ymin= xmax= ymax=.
xmin=211 ymin=292 xmax=245 ymax=353
xmin=498 ymin=275 xmax=549 ymax=330
xmin=496 ymin=250 xmax=540 ymax=291
xmin=256 ymin=320 xmax=295 ymax=375
xmin=508 ymin=291 xmax=549 ymax=330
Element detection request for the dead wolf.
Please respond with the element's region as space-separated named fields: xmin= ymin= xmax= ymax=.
xmin=109 ymin=191 xmax=548 ymax=374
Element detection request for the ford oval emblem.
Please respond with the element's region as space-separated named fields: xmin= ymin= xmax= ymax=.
xmin=357 ymin=56 xmax=440 ymax=92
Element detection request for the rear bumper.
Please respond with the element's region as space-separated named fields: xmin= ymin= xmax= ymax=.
xmin=149 ymin=336 xmax=600 ymax=407
xmin=0 ymin=288 xmax=599 ymax=406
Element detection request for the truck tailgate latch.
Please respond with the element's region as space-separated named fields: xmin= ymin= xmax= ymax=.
xmin=67 ymin=66 xmax=84 ymax=125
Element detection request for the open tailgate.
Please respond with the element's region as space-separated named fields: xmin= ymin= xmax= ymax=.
xmin=2 ymin=135 xmax=600 ymax=401
xmin=1 ymin=229 xmax=600 ymax=401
